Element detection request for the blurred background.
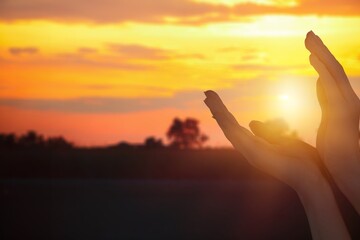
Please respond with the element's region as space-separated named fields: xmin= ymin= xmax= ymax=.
xmin=0 ymin=0 xmax=360 ymax=146
xmin=1 ymin=0 xmax=360 ymax=239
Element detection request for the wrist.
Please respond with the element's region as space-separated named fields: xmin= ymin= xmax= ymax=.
xmin=292 ymin=170 xmax=328 ymax=198
xmin=295 ymin=174 xmax=351 ymax=240
xmin=296 ymin=175 xmax=332 ymax=203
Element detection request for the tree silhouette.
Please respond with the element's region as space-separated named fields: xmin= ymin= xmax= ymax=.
xmin=167 ymin=117 xmax=208 ymax=149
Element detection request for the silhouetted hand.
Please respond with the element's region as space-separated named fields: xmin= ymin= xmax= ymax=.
xmin=305 ymin=31 xmax=360 ymax=214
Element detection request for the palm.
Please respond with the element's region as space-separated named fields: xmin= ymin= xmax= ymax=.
xmin=204 ymin=90 xmax=323 ymax=191
xmin=305 ymin=31 xmax=360 ymax=162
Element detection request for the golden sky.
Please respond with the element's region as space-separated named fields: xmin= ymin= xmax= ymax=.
xmin=0 ymin=0 xmax=360 ymax=146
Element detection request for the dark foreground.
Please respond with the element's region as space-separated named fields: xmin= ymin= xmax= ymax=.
xmin=0 ymin=149 xmax=359 ymax=239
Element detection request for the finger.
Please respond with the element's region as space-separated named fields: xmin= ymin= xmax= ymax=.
xmin=249 ymin=120 xmax=285 ymax=144
xmin=309 ymin=54 xmax=343 ymax=106
xmin=305 ymin=31 xmax=359 ymax=104
xmin=203 ymin=90 xmax=274 ymax=160
xmin=316 ymin=78 xmax=328 ymax=115
xmin=203 ymin=90 xmax=239 ymax=127
xmin=204 ymin=90 xmax=252 ymax=139
xmin=250 ymin=120 xmax=320 ymax=161
xmin=316 ymin=79 xmax=328 ymax=159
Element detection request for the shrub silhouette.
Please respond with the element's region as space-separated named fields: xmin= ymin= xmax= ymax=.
xmin=144 ymin=137 xmax=164 ymax=149
xmin=46 ymin=136 xmax=73 ymax=149
xmin=0 ymin=131 xmax=73 ymax=149
xmin=0 ymin=133 xmax=17 ymax=148
xmin=18 ymin=130 xmax=45 ymax=148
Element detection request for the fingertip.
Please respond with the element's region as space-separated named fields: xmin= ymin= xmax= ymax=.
xmin=307 ymin=30 xmax=315 ymax=37
xmin=309 ymin=54 xmax=322 ymax=68
xmin=249 ymin=120 xmax=264 ymax=136
xmin=249 ymin=120 xmax=261 ymax=129
xmin=204 ymin=97 xmax=218 ymax=116
xmin=305 ymin=30 xmax=316 ymax=52
xmin=204 ymin=90 xmax=218 ymax=98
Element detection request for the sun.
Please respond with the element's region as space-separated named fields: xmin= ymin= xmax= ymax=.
xmin=269 ymin=78 xmax=310 ymax=126
xmin=278 ymin=94 xmax=289 ymax=101
xmin=277 ymin=92 xmax=302 ymax=116
xmin=277 ymin=93 xmax=299 ymax=108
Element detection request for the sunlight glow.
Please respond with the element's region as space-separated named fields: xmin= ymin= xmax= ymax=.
xmin=277 ymin=93 xmax=300 ymax=110
xmin=278 ymin=94 xmax=289 ymax=101
xmin=264 ymin=76 xmax=320 ymax=142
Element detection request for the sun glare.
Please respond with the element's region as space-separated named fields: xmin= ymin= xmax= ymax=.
xmin=276 ymin=92 xmax=304 ymax=121
xmin=277 ymin=90 xmax=301 ymax=110
xmin=278 ymin=94 xmax=289 ymax=101
xmin=266 ymin=77 xmax=316 ymax=129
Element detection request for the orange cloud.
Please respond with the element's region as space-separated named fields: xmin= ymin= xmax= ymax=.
xmin=0 ymin=0 xmax=359 ymax=25
xmin=232 ymin=64 xmax=308 ymax=72
xmin=108 ymin=44 xmax=173 ymax=60
xmin=1 ymin=49 xmax=155 ymax=71
xmin=0 ymin=89 xmax=205 ymax=113
xmin=1 ymin=43 xmax=206 ymax=73
xmin=0 ymin=0 xmax=224 ymax=24
xmin=77 ymin=47 xmax=98 ymax=54
xmin=8 ymin=47 xmax=39 ymax=56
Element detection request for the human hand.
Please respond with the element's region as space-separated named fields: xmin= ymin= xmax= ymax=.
xmin=203 ymin=90 xmax=324 ymax=193
xmin=204 ymin=90 xmax=351 ymax=239
xmin=305 ymin=31 xmax=360 ymax=213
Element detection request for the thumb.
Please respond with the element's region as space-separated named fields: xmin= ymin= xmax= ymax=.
xmin=316 ymin=78 xmax=329 ymax=116
xmin=249 ymin=120 xmax=285 ymax=144
xmin=250 ymin=120 xmax=318 ymax=158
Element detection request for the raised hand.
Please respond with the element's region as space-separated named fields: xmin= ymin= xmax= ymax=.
xmin=204 ymin=89 xmax=350 ymax=239
xmin=204 ymin=90 xmax=323 ymax=191
xmin=305 ymin=31 xmax=360 ymax=213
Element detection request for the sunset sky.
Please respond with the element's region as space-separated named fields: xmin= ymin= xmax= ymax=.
xmin=0 ymin=0 xmax=360 ymax=146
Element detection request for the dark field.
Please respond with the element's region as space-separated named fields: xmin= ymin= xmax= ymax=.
xmin=1 ymin=149 xmax=359 ymax=239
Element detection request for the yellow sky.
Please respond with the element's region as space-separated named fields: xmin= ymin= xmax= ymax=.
xmin=0 ymin=0 xmax=360 ymax=146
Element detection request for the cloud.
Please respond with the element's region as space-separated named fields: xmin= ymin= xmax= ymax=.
xmin=0 ymin=0 xmax=224 ymax=24
xmin=0 ymin=76 xmax=299 ymax=113
xmin=231 ymin=0 xmax=360 ymax=17
xmin=55 ymin=53 xmax=154 ymax=71
xmin=108 ymin=43 xmax=206 ymax=60
xmin=5 ymin=74 xmax=357 ymax=115
xmin=77 ymin=47 xmax=98 ymax=54
xmin=0 ymin=0 xmax=358 ymax=25
xmin=2 ymin=43 xmax=205 ymax=71
xmin=0 ymin=90 xmax=205 ymax=113
xmin=8 ymin=47 xmax=39 ymax=56
xmin=1 ymin=47 xmax=155 ymax=71
xmin=217 ymin=47 xmax=242 ymax=52
xmin=232 ymin=63 xmax=308 ymax=71
xmin=177 ymin=53 xmax=206 ymax=60
xmin=108 ymin=44 xmax=172 ymax=60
